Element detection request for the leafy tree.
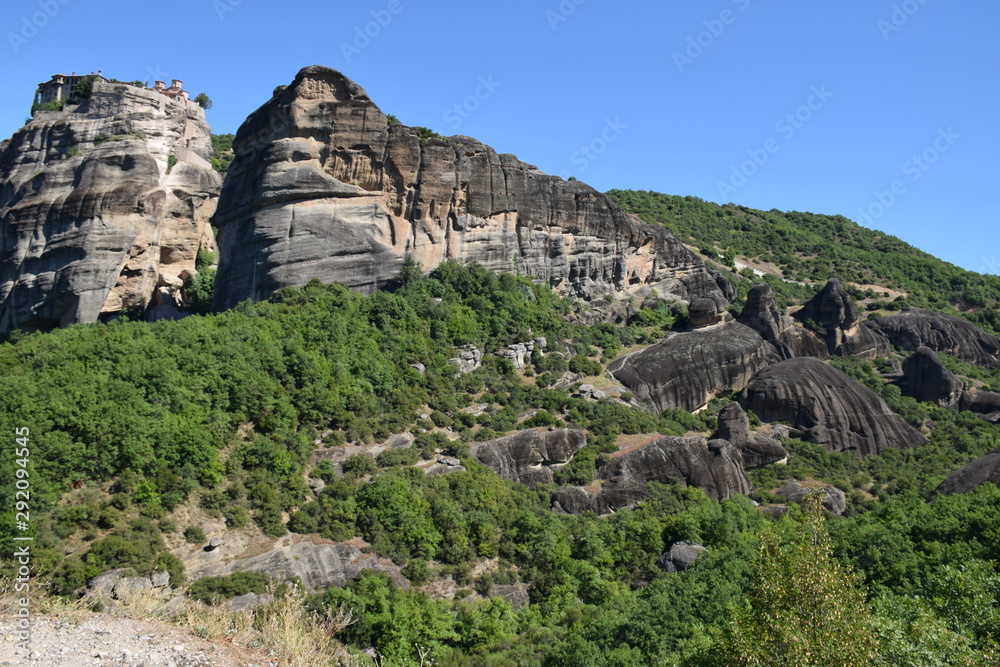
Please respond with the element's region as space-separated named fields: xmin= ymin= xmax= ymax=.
xmin=210 ymin=133 xmax=235 ymax=172
xmin=31 ymin=99 xmax=65 ymax=114
xmin=72 ymin=75 xmax=100 ymax=100
xmin=715 ymin=494 xmax=879 ymax=666
xmin=413 ymin=126 xmax=444 ymax=148
xmin=194 ymin=92 xmax=212 ymax=109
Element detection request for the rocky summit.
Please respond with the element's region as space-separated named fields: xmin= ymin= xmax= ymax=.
xmin=793 ymin=278 xmax=890 ymax=360
xmin=737 ymin=282 xmax=828 ymax=359
xmin=211 ymin=66 xmax=726 ymax=310
xmin=0 ymin=82 xmax=219 ymax=333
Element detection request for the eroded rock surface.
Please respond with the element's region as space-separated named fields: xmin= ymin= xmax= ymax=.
xmin=715 ymin=402 xmax=788 ymax=469
xmin=868 ymin=307 xmax=1000 ymax=369
xmin=902 ymin=346 xmax=963 ymax=407
xmin=228 ymin=538 xmax=407 ymax=592
xmin=738 ymin=282 xmax=828 ymax=359
xmin=960 ymin=391 xmax=1000 ymax=423
xmin=448 ymin=344 xmax=482 ymax=374
xmin=688 ymin=296 xmax=728 ymax=328
xmin=741 ymin=357 xmax=927 ymax=456
xmin=553 ymin=436 xmax=751 ymax=514
xmin=472 ymin=428 xmax=586 ymax=487
xmin=936 ymin=448 xmax=1000 ymax=495
xmin=0 ymin=83 xmax=220 ymax=333
xmin=608 ymin=321 xmax=779 ymax=412
xmin=793 ymin=278 xmax=890 ymax=359
xmin=658 ymin=542 xmax=708 ymax=572
xmin=774 ymin=480 xmax=847 ymax=515
xmin=212 ymin=66 xmax=724 ymax=310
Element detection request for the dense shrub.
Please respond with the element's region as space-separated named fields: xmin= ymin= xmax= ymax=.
xmin=187 ymin=571 xmax=272 ymax=605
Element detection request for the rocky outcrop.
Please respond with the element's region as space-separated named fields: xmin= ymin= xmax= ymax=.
xmin=495 ymin=337 xmax=547 ymax=370
xmin=657 ymin=542 xmax=708 ymax=572
xmin=715 ymin=402 xmax=788 ymax=468
xmin=608 ymin=321 xmax=780 ymax=412
xmin=419 ymin=455 xmax=466 ymax=476
xmin=737 ymin=282 xmax=828 ymax=359
xmin=211 ymin=66 xmax=725 ymax=311
xmin=472 ymin=428 xmax=587 ymax=487
xmin=774 ymin=480 xmax=847 ymax=515
xmin=960 ymin=391 xmax=1000 ymax=423
xmin=741 ymin=357 xmax=927 ymax=456
xmin=552 ymin=436 xmax=751 ymax=514
xmin=83 ymin=569 xmax=154 ymax=602
xmin=793 ymin=278 xmax=890 ymax=359
xmin=550 ymin=486 xmax=599 ymax=514
xmin=868 ymin=307 xmax=1000 ymax=369
xmin=902 ymin=347 xmax=963 ymax=407
xmin=936 ymin=448 xmax=1000 ymax=495
xmin=688 ymin=296 xmax=727 ymax=328
xmin=228 ymin=538 xmax=407 ymax=593
xmin=448 ymin=344 xmax=482 ymax=374
xmin=0 ymin=83 xmax=220 ymax=333
xmin=598 ymin=436 xmax=751 ymax=502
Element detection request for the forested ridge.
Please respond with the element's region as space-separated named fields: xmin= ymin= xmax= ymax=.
xmin=609 ymin=189 xmax=1000 ymax=334
xmin=1 ymin=247 xmax=1000 ymax=662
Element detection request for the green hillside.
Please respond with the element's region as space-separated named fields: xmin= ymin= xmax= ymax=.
xmin=2 ymin=254 xmax=1000 ymax=664
xmin=609 ymin=190 xmax=1000 ymax=333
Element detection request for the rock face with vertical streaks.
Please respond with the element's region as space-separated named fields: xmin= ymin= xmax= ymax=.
xmin=738 ymin=282 xmax=828 ymax=359
xmin=741 ymin=357 xmax=927 ymax=456
xmin=793 ymin=278 xmax=890 ymax=359
xmin=608 ymin=321 xmax=780 ymax=413
xmin=552 ymin=435 xmax=751 ymax=514
xmin=868 ymin=307 xmax=1000 ymax=369
xmin=471 ymin=428 xmax=587 ymax=487
xmin=0 ymin=83 xmax=219 ymax=333
xmin=211 ymin=66 xmax=724 ymax=310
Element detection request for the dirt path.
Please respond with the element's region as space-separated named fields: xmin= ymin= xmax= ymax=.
xmin=0 ymin=613 xmax=268 ymax=666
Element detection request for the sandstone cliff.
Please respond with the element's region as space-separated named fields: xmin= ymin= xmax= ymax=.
xmin=0 ymin=83 xmax=220 ymax=332
xmin=211 ymin=66 xmax=725 ymax=310
xmin=868 ymin=307 xmax=1000 ymax=369
xmin=741 ymin=357 xmax=927 ymax=456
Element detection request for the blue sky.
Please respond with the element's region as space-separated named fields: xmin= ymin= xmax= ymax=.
xmin=2 ymin=0 xmax=998 ymax=275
